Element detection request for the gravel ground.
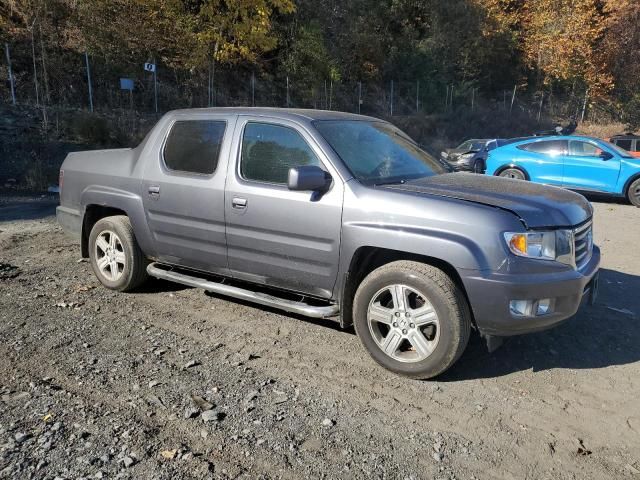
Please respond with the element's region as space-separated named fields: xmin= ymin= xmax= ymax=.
xmin=1 ymin=194 xmax=639 ymax=479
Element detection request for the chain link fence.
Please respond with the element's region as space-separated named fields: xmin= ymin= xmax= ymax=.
xmin=2 ymin=41 xmax=625 ymax=126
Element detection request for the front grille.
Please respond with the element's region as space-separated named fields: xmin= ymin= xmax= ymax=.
xmin=574 ymin=220 xmax=593 ymax=269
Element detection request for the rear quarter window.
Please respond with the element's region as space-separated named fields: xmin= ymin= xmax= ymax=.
xmin=163 ymin=120 xmax=226 ymax=175
xmin=517 ymin=140 xmax=567 ymax=155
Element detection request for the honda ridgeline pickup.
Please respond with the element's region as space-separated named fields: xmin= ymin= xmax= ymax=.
xmin=57 ymin=108 xmax=600 ymax=379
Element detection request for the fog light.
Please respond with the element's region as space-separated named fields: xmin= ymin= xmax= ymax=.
xmin=510 ymin=298 xmax=555 ymax=317
xmin=536 ymin=298 xmax=554 ymax=315
xmin=510 ymin=299 xmax=534 ymax=316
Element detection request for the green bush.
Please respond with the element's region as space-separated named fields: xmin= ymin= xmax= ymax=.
xmin=70 ymin=113 xmax=129 ymax=147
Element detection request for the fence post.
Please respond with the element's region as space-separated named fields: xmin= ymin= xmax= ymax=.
xmin=471 ymin=87 xmax=475 ymax=111
xmin=358 ymin=81 xmax=362 ymax=114
xmin=31 ymin=27 xmax=39 ymax=107
xmin=324 ymin=80 xmax=327 ymax=109
xmin=537 ymin=92 xmax=544 ymax=122
xmin=153 ymin=58 xmax=158 ymax=113
xmin=390 ymin=80 xmax=394 ymax=116
xmin=286 ymin=76 xmax=290 ymax=107
xmin=450 ymin=84 xmax=454 ymax=110
xmin=251 ymin=72 xmax=255 ymax=107
xmin=331 ymin=79 xmax=335 ymax=110
xmin=445 ymin=85 xmax=449 ymax=111
xmin=85 ymin=52 xmax=94 ymax=112
xmin=4 ymin=43 xmax=16 ymax=105
xmin=509 ymin=84 xmax=517 ymax=114
xmin=580 ymin=89 xmax=588 ymax=123
xmin=208 ymin=61 xmax=212 ymax=107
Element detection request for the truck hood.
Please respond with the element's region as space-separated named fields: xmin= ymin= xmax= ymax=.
xmin=382 ymin=173 xmax=592 ymax=228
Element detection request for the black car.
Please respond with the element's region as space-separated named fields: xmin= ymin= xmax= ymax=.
xmin=609 ymin=133 xmax=640 ymax=158
xmin=442 ymin=139 xmax=511 ymax=174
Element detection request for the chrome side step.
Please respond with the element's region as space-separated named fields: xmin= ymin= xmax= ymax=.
xmin=146 ymin=263 xmax=339 ymax=319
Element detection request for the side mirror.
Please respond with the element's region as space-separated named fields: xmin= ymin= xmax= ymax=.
xmin=287 ymin=165 xmax=332 ymax=192
xmin=600 ymin=151 xmax=613 ymax=161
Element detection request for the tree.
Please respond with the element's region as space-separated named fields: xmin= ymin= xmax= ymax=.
xmin=522 ymin=0 xmax=612 ymax=97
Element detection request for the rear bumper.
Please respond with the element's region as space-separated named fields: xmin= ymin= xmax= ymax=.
xmin=56 ymin=206 xmax=82 ymax=237
xmin=461 ymin=246 xmax=600 ymax=336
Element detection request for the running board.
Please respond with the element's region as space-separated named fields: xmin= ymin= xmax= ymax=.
xmin=146 ymin=263 xmax=339 ymax=319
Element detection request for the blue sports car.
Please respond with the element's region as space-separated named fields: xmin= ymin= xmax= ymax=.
xmin=485 ymin=135 xmax=640 ymax=207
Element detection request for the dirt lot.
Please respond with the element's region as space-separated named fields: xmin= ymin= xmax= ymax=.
xmin=0 ymin=194 xmax=639 ymax=480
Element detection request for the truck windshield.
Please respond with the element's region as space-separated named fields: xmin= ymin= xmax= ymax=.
xmin=314 ymin=120 xmax=449 ymax=185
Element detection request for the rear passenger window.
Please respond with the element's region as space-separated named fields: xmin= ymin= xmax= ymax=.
xmin=518 ymin=140 xmax=566 ymax=155
xmin=240 ymin=122 xmax=322 ymax=184
xmin=163 ymin=120 xmax=226 ymax=175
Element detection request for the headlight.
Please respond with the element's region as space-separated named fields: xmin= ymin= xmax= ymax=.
xmin=503 ymin=230 xmax=574 ymax=266
xmin=459 ymin=152 xmax=475 ymax=161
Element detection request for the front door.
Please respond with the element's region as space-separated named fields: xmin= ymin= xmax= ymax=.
xmin=142 ymin=116 xmax=233 ymax=273
xmin=562 ymin=140 xmax=620 ymax=193
xmin=224 ymin=117 xmax=343 ymax=299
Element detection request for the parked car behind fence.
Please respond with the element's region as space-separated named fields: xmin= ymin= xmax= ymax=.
xmin=609 ymin=133 xmax=640 ymax=158
xmin=485 ymin=135 xmax=640 ymax=207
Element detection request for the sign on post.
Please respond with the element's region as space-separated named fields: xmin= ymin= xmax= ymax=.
xmin=144 ymin=61 xmax=158 ymax=113
xmin=120 ymin=78 xmax=134 ymax=110
xmin=119 ymin=78 xmax=134 ymax=91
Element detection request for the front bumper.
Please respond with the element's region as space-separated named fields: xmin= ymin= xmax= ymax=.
xmin=447 ymin=160 xmax=473 ymax=172
xmin=461 ymin=246 xmax=600 ymax=336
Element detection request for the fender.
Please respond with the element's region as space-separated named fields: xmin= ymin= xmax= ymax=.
xmin=340 ymin=221 xmax=491 ymax=272
xmin=80 ymin=185 xmax=156 ymax=257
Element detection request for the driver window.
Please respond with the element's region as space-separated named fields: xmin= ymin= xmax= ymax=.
xmin=568 ymin=141 xmax=602 ymax=157
xmin=240 ymin=122 xmax=322 ymax=184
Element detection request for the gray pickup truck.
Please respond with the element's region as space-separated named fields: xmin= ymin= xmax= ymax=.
xmin=57 ymin=108 xmax=600 ymax=379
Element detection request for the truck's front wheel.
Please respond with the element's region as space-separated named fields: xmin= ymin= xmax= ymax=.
xmin=89 ymin=215 xmax=148 ymax=292
xmin=353 ymin=261 xmax=471 ymax=379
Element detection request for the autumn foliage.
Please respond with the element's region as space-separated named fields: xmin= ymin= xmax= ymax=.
xmin=0 ymin=0 xmax=638 ymax=124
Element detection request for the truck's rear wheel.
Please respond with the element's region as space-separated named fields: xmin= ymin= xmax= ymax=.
xmin=353 ymin=261 xmax=471 ymax=379
xmin=627 ymin=178 xmax=640 ymax=207
xmin=89 ymin=215 xmax=148 ymax=292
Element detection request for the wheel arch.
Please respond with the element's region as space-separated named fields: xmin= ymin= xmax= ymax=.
xmin=622 ymin=172 xmax=640 ymax=198
xmin=81 ymin=205 xmax=128 ymax=258
xmin=339 ymin=246 xmax=475 ymax=330
xmin=79 ymin=186 xmax=154 ymax=258
xmin=494 ymin=164 xmax=530 ymax=180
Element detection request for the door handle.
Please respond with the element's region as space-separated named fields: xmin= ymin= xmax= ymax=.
xmin=148 ymin=185 xmax=160 ymax=196
xmin=232 ymin=197 xmax=247 ymax=209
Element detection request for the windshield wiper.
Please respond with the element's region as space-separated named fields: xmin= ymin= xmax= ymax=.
xmin=374 ymin=179 xmax=407 ymax=186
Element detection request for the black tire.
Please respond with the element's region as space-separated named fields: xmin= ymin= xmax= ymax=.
xmin=473 ymin=160 xmax=485 ymax=174
xmin=498 ymin=168 xmax=526 ymax=180
xmin=627 ymin=178 xmax=640 ymax=207
xmin=353 ymin=261 xmax=471 ymax=379
xmin=89 ymin=215 xmax=148 ymax=292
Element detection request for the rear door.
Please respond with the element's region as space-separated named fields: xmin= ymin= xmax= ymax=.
xmin=142 ymin=114 xmax=235 ymax=273
xmin=562 ymin=139 xmax=620 ymax=192
xmin=224 ymin=116 xmax=343 ymax=299
xmin=517 ymin=139 xmax=567 ymax=185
